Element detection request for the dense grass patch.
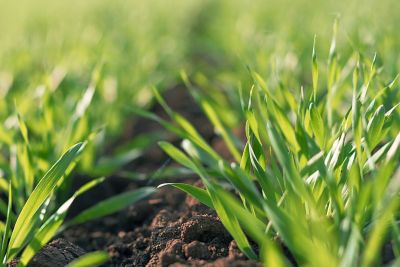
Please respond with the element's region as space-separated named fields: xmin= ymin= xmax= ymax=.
xmin=155 ymin=37 xmax=400 ymax=266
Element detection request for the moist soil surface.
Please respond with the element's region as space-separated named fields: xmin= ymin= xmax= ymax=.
xmin=61 ymin=180 xmax=261 ymax=267
xmin=55 ymin=86 xmax=261 ymax=266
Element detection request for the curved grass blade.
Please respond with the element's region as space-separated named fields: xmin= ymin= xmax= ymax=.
xmin=309 ymin=103 xmax=326 ymax=150
xmin=66 ymin=251 xmax=109 ymax=267
xmin=0 ymin=185 xmax=12 ymax=264
xmin=158 ymin=183 xmax=213 ymax=208
xmin=261 ymin=239 xmax=292 ymax=267
xmin=68 ymin=187 xmax=155 ymax=226
xmin=209 ymin=184 xmax=258 ymax=260
xmin=7 ymin=143 xmax=84 ymax=259
xmin=18 ymin=177 xmax=105 ymax=266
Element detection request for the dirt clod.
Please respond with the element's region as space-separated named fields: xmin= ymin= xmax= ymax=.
xmin=28 ymin=238 xmax=85 ymax=267
xmin=228 ymin=241 xmax=247 ymax=260
xmin=181 ymin=215 xmax=230 ymax=243
xmin=61 ymin=183 xmax=260 ymax=266
xmin=184 ymin=241 xmax=210 ymax=260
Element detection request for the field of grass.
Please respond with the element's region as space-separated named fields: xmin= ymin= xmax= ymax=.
xmin=0 ymin=0 xmax=399 ymax=266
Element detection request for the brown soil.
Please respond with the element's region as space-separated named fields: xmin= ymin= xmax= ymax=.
xmin=61 ymin=181 xmax=261 ymax=267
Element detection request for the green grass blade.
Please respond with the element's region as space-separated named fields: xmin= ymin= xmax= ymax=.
xmin=68 ymin=187 xmax=155 ymax=226
xmin=266 ymin=122 xmax=309 ymax=199
xmin=200 ymin=100 xmax=241 ymax=161
xmin=312 ymin=35 xmax=319 ymax=103
xmin=7 ymin=142 xmax=84 ymax=258
xmin=159 ymin=141 xmax=198 ymax=171
xmin=209 ymin=185 xmax=258 ymax=260
xmin=66 ymin=251 xmax=109 ymax=267
xmin=261 ymin=240 xmax=292 ymax=267
xmin=18 ymin=177 xmax=105 ymax=266
xmin=367 ymin=105 xmax=385 ymax=150
xmin=0 ymin=185 xmax=12 ymax=264
xmin=309 ymin=103 xmax=326 ymax=150
xmin=158 ymin=183 xmax=213 ymax=208
xmin=16 ymin=113 xmax=29 ymax=145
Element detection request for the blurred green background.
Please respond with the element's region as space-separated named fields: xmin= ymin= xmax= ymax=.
xmin=0 ymin=0 xmax=399 ymax=176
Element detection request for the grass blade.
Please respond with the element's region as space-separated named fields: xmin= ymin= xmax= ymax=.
xmin=8 ymin=143 xmax=84 ymax=258
xmin=0 ymin=185 xmax=12 ymax=264
xmin=18 ymin=177 xmax=106 ymax=266
xmin=158 ymin=183 xmax=213 ymax=208
xmin=66 ymin=251 xmax=109 ymax=267
xmin=68 ymin=187 xmax=155 ymax=226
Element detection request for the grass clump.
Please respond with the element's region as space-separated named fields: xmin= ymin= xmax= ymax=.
xmin=151 ymin=37 xmax=400 ymax=266
xmin=0 ymin=140 xmax=154 ymax=266
xmin=0 ymin=143 xmax=85 ymax=265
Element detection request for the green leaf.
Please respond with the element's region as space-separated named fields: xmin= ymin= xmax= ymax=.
xmin=158 ymin=183 xmax=213 ymax=208
xmin=200 ymin=100 xmax=241 ymax=162
xmin=362 ymin=194 xmax=399 ymax=267
xmin=219 ymin=162 xmax=265 ymax=212
xmin=8 ymin=143 xmax=85 ymax=258
xmin=159 ymin=141 xmax=198 ymax=171
xmin=309 ymin=103 xmax=326 ymax=149
xmin=17 ymin=113 xmax=29 ymax=145
xmin=312 ymin=35 xmax=319 ymax=102
xmin=209 ymin=185 xmax=259 ymax=260
xmin=214 ymin=186 xmax=267 ymax=241
xmin=69 ymin=187 xmax=155 ymax=225
xmin=159 ymin=141 xmax=213 ymax=189
xmin=0 ymin=185 xmax=12 ymax=264
xmin=266 ymin=122 xmax=308 ymax=199
xmin=261 ymin=240 xmax=292 ymax=267
xmin=92 ymin=148 xmax=142 ymax=176
xmin=367 ymin=105 xmax=385 ymax=150
xmin=66 ymin=251 xmax=109 ymax=267
xmin=18 ymin=177 xmax=106 ymax=266
xmin=385 ymin=132 xmax=400 ymax=162
xmin=352 ymin=75 xmax=363 ymax=167
xmin=269 ymin=100 xmax=300 ymax=153
xmin=340 ymin=224 xmax=362 ymax=267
